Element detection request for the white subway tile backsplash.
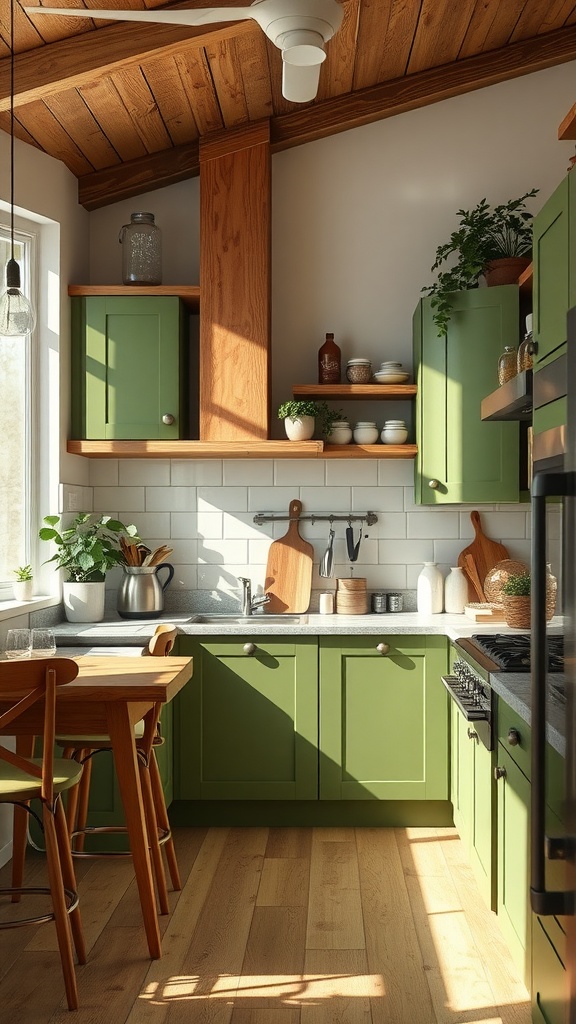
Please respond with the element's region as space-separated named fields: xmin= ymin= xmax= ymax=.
xmin=198 ymin=539 xmax=248 ymax=565
xmin=223 ymin=461 xmax=274 ymax=486
xmin=125 ymin=512 xmax=171 ymax=539
xmin=197 ymin=564 xmax=266 ymax=593
xmin=300 ymin=486 xmax=352 ymax=512
xmin=408 ymin=511 xmax=460 ymax=538
xmin=199 ymin=487 xmax=248 ymax=512
xmin=377 ymin=461 xmax=414 ymax=486
xmin=119 ymin=460 xmax=170 ymax=486
xmin=170 ymin=512 xmax=199 ymax=538
xmin=249 ymin=486 xmax=303 ymax=512
xmin=325 ymin=461 xmax=378 ymax=486
xmin=223 ymin=512 xmax=269 ymax=540
xmin=171 ymin=461 xmax=223 ymax=486
xmin=248 ymin=537 xmax=273 ymax=564
xmin=352 ymin=486 xmax=404 ymax=512
xmin=89 ymin=460 xmax=119 ymax=487
xmin=370 ymin=513 xmax=406 ymax=539
xmin=170 ymin=565 xmax=198 ymax=591
xmin=433 ymin=540 xmax=468 ymax=566
xmin=501 ymin=539 xmax=531 ymax=564
xmin=145 ymin=487 xmax=196 ymax=512
xmin=275 ymin=460 xmax=326 ymax=486
xmin=93 ymin=487 xmax=145 ymax=513
xmin=196 ymin=512 xmax=224 ymax=539
xmin=153 ymin=538 xmax=197 ymax=564
xmin=378 ymin=539 xmax=434 ymax=564
xmin=459 ymin=510 xmax=527 ymax=539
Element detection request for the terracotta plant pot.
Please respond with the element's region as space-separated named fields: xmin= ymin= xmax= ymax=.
xmin=502 ymin=594 xmax=531 ymax=629
xmin=483 ymin=257 xmax=531 ymax=287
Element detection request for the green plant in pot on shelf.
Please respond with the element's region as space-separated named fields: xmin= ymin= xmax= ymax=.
xmin=423 ymin=189 xmax=538 ymax=337
xmin=12 ymin=564 xmax=33 ymax=601
xmin=277 ymin=400 xmax=337 ymax=441
xmin=501 ymin=571 xmax=531 ymax=628
xmin=39 ymin=512 xmax=139 ymax=623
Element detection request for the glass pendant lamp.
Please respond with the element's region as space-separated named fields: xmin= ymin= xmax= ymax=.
xmin=0 ymin=0 xmax=36 ymax=337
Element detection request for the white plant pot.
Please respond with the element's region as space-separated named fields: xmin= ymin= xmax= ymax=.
xmin=284 ymin=415 xmax=315 ymax=441
xmin=63 ymin=581 xmax=106 ymax=622
xmin=13 ymin=580 xmax=33 ymax=601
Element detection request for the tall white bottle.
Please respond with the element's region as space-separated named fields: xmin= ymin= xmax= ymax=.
xmin=444 ymin=566 xmax=468 ymax=614
xmin=417 ymin=562 xmax=443 ymax=614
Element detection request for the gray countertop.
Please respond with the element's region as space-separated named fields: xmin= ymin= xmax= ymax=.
xmin=51 ymin=612 xmax=567 ymax=757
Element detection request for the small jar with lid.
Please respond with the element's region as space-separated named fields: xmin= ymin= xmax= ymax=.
xmin=498 ymin=346 xmax=517 ymax=385
xmin=353 ymin=421 xmax=379 ymax=444
xmin=326 ymin=420 xmax=352 ymax=444
xmin=346 ymin=358 xmax=372 ymax=383
xmin=381 ymin=419 xmax=408 ymax=444
xmin=517 ymin=313 xmax=534 ymax=373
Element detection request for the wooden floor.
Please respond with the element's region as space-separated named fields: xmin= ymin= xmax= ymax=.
xmin=0 ymin=826 xmax=531 ymax=1023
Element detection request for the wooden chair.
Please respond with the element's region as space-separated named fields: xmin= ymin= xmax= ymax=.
xmin=0 ymin=658 xmax=86 ymax=1011
xmin=57 ymin=625 xmax=181 ymax=916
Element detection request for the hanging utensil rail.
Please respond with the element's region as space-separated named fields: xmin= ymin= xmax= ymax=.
xmin=253 ymin=511 xmax=378 ymax=526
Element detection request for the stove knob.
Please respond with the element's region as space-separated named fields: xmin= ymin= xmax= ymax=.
xmin=507 ymin=728 xmax=520 ymax=746
xmin=494 ymin=766 xmax=507 ymax=781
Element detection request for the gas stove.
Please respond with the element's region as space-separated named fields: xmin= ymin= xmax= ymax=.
xmin=466 ymin=633 xmax=564 ymax=673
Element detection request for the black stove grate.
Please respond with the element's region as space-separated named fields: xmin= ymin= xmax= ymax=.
xmin=471 ymin=633 xmax=564 ymax=672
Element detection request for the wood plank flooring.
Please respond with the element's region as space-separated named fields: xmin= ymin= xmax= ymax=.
xmin=0 ymin=826 xmax=531 ymax=1023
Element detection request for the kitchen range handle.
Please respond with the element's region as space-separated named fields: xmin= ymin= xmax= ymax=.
xmin=531 ymin=469 xmax=576 ymax=916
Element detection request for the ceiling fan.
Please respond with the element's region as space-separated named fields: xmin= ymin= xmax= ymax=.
xmin=25 ymin=0 xmax=344 ymax=102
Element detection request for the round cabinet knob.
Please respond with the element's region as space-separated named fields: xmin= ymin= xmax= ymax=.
xmin=467 ymin=727 xmax=478 ymax=741
xmin=428 ymin=479 xmax=440 ymax=489
xmin=243 ymin=642 xmax=257 ymax=656
xmin=376 ymin=643 xmax=390 ymax=656
xmin=507 ymin=727 xmax=521 ymax=746
xmin=494 ymin=766 xmax=507 ymax=781
xmin=162 ymin=413 xmax=175 ymax=425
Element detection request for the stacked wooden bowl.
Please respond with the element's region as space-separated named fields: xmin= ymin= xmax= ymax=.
xmin=336 ymin=577 xmax=368 ymax=615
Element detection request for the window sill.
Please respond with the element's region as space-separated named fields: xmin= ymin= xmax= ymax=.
xmin=0 ymin=596 xmax=60 ymax=622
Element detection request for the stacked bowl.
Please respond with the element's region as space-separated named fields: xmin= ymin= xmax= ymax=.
xmin=374 ymin=361 xmax=409 ymax=384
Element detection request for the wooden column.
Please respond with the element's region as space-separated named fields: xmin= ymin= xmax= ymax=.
xmin=199 ymin=120 xmax=271 ymax=441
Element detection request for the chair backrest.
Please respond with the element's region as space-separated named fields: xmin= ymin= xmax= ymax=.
xmin=0 ymin=658 xmax=79 ymax=804
xmin=147 ymin=626 xmax=177 ymax=658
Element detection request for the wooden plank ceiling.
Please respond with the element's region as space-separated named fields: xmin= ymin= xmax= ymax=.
xmin=1 ymin=0 xmax=576 ymax=209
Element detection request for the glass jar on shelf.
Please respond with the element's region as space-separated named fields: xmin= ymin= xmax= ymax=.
xmin=517 ymin=313 xmax=534 ymax=373
xmin=498 ymin=346 xmax=517 ymax=385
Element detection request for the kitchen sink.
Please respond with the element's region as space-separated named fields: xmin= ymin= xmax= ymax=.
xmin=188 ymin=614 xmax=308 ymax=624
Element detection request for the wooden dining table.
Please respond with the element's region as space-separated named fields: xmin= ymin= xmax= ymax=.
xmin=2 ymin=652 xmax=193 ymax=960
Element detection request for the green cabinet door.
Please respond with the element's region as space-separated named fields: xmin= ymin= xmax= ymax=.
xmin=319 ymin=636 xmax=448 ymax=800
xmin=450 ymin=702 xmax=495 ymax=909
xmin=532 ymin=173 xmax=576 ymax=368
xmin=532 ymin=915 xmax=566 ymax=1024
xmin=496 ymin=745 xmax=531 ymax=986
xmin=71 ymin=295 xmax=189 ymax=439
xmin=414 ymin=287 xmax=519 ymax=504
xmin=175 ymin=636 xmax=318 ymax=800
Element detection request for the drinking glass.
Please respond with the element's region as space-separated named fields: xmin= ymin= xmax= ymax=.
xmin=31 ymin=628 xmax=57 ymax=659
xmin=5 ymin=628 xmax=32 ymax=659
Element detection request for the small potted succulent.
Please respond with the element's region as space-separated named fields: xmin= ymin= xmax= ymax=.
xmin=501 ymin=572 xmax=531 ymax=629
xmin=277 ymin=400 xmax=335 ymax=441
xmin=12 ymin=564 xmax=33 ymax=601
xmin=423 ymin=189 xmax=538 ymax=337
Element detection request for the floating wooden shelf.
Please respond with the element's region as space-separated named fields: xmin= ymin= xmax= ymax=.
xmin=559 ymin=102 xmax=576 ymax=140
xmin=67 ymin=439 xmax=417 ymax=459
xmin=68 ymin=284 xmax=200 ymax=311
xmin=517 ymin=262 xmax=533 ymax=295
xmin=481 ymin=370 xmax=532 ymax=422
xmin=292 ymin=383 xmax=417 ymax=399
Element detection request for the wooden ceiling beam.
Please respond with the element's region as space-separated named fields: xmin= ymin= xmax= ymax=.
xmin=271 ymin=23 xmax=576 ymax=150
xmin=78 ymin=138 xmax=200 ymax=209
xmin=0 ymin=16 xmax=253 ymax=111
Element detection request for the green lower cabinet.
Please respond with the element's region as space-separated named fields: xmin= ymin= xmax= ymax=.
xmin=319 ymin=636 xmax=448 ymax=800
xmin=532 ymin=915 xmax=566 ymax=1024
xmin=414 ymin=287 xmax=520 ymax=504
xmin=175 ymin=636 xmax=318 ymax=800
xmin=496 ymin=745 xmax=531 ymax=987
xmin=450 ymin=703 xmax=495 ymax=909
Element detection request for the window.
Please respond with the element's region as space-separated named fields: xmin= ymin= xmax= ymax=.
xmin=0 ymin=222 xmax=37 ymax=596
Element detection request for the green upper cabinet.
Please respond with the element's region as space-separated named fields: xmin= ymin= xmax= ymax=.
xmin=319 ymin=635 xmax=448 ymax=800
xmin=71 ymin=295 xmax=190 ymax=439
xmin=174 ymin=636 xmax=318 ymax=801
xmin=414 ymin=287 xmax=520 ymax=504
xmin=532 ymin=172 xmax=576 ymax=368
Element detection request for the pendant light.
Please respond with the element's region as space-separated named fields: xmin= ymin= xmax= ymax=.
xmin=0 ymin=0 xmax=36 ymax=337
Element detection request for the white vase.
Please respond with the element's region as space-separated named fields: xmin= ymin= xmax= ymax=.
xmin=444 ymin=566 xmax=468 ymax=614
xmin=417 ymin=562 xmax=443 ymax=614
xmin=13 ymin=580 xmax=33 ymax=601
xmin=63 ymin=581 xmax=106 ymax=622
xmin=284 ymin=415 xmax=315 ymax=441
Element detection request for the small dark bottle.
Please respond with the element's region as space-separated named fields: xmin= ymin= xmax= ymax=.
xmin=318 ymin=332 xmax=341 ymax=384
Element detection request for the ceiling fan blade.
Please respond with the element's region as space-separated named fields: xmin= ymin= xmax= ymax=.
xmin=24 ymin=5 xmax=254 ymax=26
xmin=281 ymin=60 xmax=321 ymax=103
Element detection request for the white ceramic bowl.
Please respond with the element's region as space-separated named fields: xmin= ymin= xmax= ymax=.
xmin=373 ymin=371 xmax=410 ymax=384
xmin=381 ymin=427 xmax=408 ymax=444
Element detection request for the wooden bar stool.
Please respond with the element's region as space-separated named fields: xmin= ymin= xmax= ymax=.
xmin=57 ymin=626 xmax=181 ymax=915
xmin=0 ymin=658 xmax=86 ymax=1011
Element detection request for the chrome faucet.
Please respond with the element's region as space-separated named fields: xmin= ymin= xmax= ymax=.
xmin=238 ymin=577 xmax=270 ymax=616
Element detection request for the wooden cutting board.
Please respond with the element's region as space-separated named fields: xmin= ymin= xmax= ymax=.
xmin=457 ymin=510 xmax=510 ymax=603
xmin=264 ymin=499 xmax=313 ymax=613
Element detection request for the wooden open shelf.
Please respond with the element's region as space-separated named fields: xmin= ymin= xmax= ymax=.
xmin=323 ymin=443 xmax=417 ymax=459
xmin=68 ymin=284 xmax=200 ymax=311
xmin=517 ymin=262 xmax=533 ymax=295
xmin=67 ymin=439 xmax=417 ymax=459
xmin=292 ymin=383 xmax=417 ymax=399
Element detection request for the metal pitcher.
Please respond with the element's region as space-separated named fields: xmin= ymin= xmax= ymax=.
xmin=117 ymin=563 xmax=174 ymax=620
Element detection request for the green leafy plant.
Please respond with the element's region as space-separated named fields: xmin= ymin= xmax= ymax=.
xmin=423 ymin=189 xmax=538 ymax=337
xmin=277 ymin=400 xmax=338 ymax=438
xmin=39 ymin=513 xmax=139 ymax=583
xmin=12 ymin=564 xmax=33 ymax=581
xmin=501 ymin=572 xmax=531 ymax=597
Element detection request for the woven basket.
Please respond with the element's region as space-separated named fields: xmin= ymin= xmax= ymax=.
xmin=483 ymin=560 xmax=530 ymax=603
xmin=502 ymin=595 xmax=531 ymax=629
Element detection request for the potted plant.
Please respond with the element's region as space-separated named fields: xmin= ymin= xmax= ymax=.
xmin=12 ymin=564 xmax=33 ymax=601
xmin=423 ymin=189 xmax=538 ymax=336
xmin=501 ymin=571 xmax=531 ymax=628
xmin=277 ymin=400 xmax=335 ymax=441
xmin=39 ymin=512 xmax=139 ymax=622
